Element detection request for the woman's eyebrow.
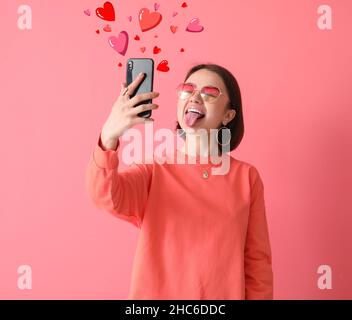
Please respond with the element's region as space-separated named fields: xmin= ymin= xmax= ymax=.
xmin=185 ymin=82 xmax=219 ymax=88
xmin=203 ymin=84 xmax=222 ymax=91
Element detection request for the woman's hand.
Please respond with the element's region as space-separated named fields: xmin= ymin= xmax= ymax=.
xmin=101 ymin=73 xmax=160 ymax=149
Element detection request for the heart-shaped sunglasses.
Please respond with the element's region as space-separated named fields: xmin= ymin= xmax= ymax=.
xmin=176 ymin=82 xmax=223 ymax=103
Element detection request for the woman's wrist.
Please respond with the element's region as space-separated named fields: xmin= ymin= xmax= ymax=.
xmin=100 ymin=132 xmax=119 ymax=151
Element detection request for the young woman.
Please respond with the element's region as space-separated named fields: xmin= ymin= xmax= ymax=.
xmin=86 ymin=63 xmax=273 ymax=300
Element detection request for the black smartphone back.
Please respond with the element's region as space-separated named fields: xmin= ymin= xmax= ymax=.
xmin=126 ymin=58 xmax=154 ymax=118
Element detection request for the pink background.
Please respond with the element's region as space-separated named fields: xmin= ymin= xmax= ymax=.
xmin=1 ymin=0 xmax=351 ymax=299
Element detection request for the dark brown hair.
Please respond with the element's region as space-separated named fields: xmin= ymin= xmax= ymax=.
xmin=175 ymin=63 xmax=244 ymax=153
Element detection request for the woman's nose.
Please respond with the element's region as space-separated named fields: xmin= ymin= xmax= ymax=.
xmin=189 ymin=90 xmax=203 ymax=103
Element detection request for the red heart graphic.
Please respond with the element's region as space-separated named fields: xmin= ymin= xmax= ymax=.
xmin=153 ymin=46 xmax=161 ymax=54
xmin=180 ymin=48 xmax=185 ymax=52
xmin=96 ymin=2 xmax=115 ymax=21
xmin=140 ymin=47 xmax=146 ymax=53
xmin=157 ymin=60 xmax=169 ymax=72
xmin=139 ymin=8 xmax=162 ymax=32
xmin=134 ymin=35 xmax=140 ymax=40
xmin=170 ymin=25 xmax=178 ymax=33
xmin=118 ymin=62 xmax=122 ymax=67
xmin=96 ymin=29 xmax=100 ymax=34
xmin=181 ymin=2 xmax=188 ymax=8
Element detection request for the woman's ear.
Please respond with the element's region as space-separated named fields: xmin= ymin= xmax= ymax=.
xmin=223 ymin=109 xmax=236 ymax=126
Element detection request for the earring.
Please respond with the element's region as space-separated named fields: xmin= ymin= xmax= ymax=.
xmin=216 ymin=123 xmax=231 ymax=146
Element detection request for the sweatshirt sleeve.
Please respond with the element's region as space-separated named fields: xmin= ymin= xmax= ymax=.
xmin=85 ymin=133 xmax=153 ymax=229
xmin=244 ymin=166 xmax=273 ymax=299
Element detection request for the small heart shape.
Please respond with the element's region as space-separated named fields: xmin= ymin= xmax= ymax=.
xmin=118 ymin=62 xmax=122 ymax=67
xmin=103 ymin=24 xmax=112 ymax=32
xmin=186 ymin=18 xmax=204 ymax=32
xmin=154 ymin=35 xmax=158 ymax=38
xmin=154 ymin=3 xmax=160 ymax=11
xmin=139 ymin=8 xmax=162 ymax=32
xmin=134 ymin=35 xmax=140 ymax=40
xmin=153 ymin=46 xmax=161 ymax=54
xmin=108 ymin=31 xmax=129 ymax=56
xmin=172 ymin=11 xmax=178 ymax=17
xmin=157 ymin=60 xmax=169 ymax=72
xmin=170 ymin=25 xmax=178 ymax=33
xmin=180 ymin=48 xmax=185 ymax=52
xmin=128 ymin=16 xmax=132 ymax=22
xmin=84 ymin=9 xmax=91 ymax=16
xmin=181 ymin=2 xmax=188 ymax=8
xmin=140 ymin=47 xmax=146 ymax=53
xmin=96 ymin=1 xmax=115 ymax=21
xmin=96 ymin=29 xmax=100 ymax=34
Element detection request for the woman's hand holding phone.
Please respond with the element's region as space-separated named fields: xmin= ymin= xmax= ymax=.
xmin=100 ymin=72 xmax=159 ymax=150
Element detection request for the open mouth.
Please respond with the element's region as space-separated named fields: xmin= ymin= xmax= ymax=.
xmin=186 ymin=108 xmax=206 ymax=117
xmin=184 ymin=108 xmax=206 ymax=127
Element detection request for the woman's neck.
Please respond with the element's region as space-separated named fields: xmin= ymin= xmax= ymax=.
xmin=181 ymin=133 xmax=220 ymax=158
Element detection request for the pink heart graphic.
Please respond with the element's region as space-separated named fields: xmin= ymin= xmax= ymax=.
xmin=108 ymin=31 xmax=129 ymax=56
xmin=172 ymin=11 xmax=178 ymax=17
xmin=127 ymin=16 xmax=132 ymax=22
xmin=84 ymin=9 xmax=91 ymax=16
xmin=186 ymin=18 xmax=204 ymax=32
xmin=103 ymin=24 xmax=112 ymax=32
xmin=139 ymin=8 xmax=162 ymax=32
xmin=170 ymin=25 xmax=178 ymax=33
xmin=154 ymin=3 xmax=160 ymax=11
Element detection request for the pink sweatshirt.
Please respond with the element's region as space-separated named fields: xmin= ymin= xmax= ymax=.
xmin=85 ymin=133 xmax=273 ymax=299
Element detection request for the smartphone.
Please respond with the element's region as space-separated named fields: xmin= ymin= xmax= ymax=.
xmin=126 ymin=58 xmax=154 ymax=118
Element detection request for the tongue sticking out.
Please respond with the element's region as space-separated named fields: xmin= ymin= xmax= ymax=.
xmin=185 ymin=112 xmax=204 ymax=127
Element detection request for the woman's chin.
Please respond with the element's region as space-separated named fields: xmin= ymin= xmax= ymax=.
xmin=182 ymin=126 xmax=210 ymax=136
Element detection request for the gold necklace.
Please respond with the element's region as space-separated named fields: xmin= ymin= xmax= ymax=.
xmin=199 ymin=162 xmax=213 ymax=179
xmin=176 ymin=148 xmax=221 ymax=179
xmin=196 ymin=154 xmax=223 ymax=179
